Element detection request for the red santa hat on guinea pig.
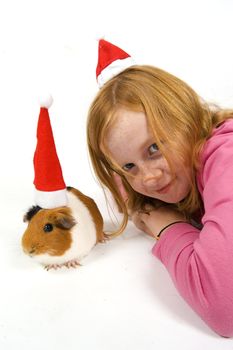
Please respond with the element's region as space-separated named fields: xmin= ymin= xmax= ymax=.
xmin=33 ymin=95 xmax=68 ymax=209
xmin=96 ymin=38 xmax=135 ymax=88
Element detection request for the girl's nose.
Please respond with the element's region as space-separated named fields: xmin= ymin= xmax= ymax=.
xmin=140 ymin=165 xmax=163 ymax=185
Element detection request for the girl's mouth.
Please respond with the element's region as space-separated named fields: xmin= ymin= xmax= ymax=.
xmin=157 ymin=180 xmax=174 ymax=194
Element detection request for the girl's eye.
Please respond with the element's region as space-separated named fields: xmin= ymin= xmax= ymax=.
xmin=122 ymin=163 xmax=135 ymax=171
xmin=148 ymin=143 xmax=159 ymax=155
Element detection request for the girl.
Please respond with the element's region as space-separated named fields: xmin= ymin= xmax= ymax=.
xmin=87 ymin=42 xmax=233 ymax=337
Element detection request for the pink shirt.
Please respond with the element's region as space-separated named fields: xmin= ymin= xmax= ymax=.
xmin=152 ymin=119 xmax=233 ymax=337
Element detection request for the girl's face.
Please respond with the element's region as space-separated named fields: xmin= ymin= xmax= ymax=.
xmin=104 ymin=108 xmax=191 ymax=204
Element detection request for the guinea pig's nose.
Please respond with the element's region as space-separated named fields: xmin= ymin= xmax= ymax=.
xmin=24 ymin=247 xmax=36 ymax=256
xmin=29 ymin=248 xmax=36 ymax=256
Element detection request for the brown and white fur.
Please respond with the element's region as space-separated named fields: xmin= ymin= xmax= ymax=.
xmin=22 ymin=187 xmax=106 ymax=270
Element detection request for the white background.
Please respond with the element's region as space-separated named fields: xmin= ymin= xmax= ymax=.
xmin=1 ymin=0 xmax=233 ymax=349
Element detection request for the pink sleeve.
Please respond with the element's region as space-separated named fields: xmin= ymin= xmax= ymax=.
xmin=152 ymin=122 xmax=233 ymax=337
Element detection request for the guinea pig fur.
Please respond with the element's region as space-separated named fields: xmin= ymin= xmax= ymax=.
xmin=22 ymin=187 xmax=105 ymax=270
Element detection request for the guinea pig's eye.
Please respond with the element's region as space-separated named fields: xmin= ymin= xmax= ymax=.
xmin=43 ymin=223 xmax=53 ymax=233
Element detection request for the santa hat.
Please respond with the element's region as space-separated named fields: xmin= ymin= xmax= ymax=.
xmin=96 ymin=39 xmax=135 ymax=88
xmin=33 ymin=95 xmax=68 ymax=209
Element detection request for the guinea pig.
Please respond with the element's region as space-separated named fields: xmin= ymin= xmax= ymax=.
xmin=22 ymin=186 xmax=107 ymax=270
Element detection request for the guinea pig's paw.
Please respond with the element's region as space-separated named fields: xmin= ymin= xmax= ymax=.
xmin=44 ymin=264 xmax=62 ymax=271
xmin=101 ymin=233 xmax=111 ymax=242
xmin=63 ymin=259 xmax=81 ymax=269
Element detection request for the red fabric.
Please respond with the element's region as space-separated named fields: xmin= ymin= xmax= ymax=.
xmin=33 ymin=108 xmax=66 ymax=191
xmin=96 ymin=39 xmax=130 ymax=78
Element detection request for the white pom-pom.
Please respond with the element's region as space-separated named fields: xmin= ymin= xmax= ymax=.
xmin=95 ymin=34 xmax=105 ymax=42
xmin=39 ymin=94 xmax=53 ymax=109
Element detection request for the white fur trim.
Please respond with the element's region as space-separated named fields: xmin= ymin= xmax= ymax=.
xmin=39 ymin=94 xmax=53 ymax=109
xmin=34 ymin=188 xmax=68 ymax=209
xmin=97 ymin=56 xmax=136 ymax=88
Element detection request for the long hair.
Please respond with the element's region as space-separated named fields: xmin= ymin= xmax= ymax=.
xmin=87 ymin=65 xmax=233 ymax=237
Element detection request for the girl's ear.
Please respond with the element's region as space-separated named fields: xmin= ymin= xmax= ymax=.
xmin=113 ymin=172 xmax=128 ymax=202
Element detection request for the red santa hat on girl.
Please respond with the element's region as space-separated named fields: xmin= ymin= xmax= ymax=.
xmin=33 ymin=95 xmax=68 ymax=209
xmin=96 ymin=39 xmax=135 ymax=88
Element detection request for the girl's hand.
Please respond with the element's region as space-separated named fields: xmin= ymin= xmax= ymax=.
xmin=130 ymin=205 xmax=186 ymax=239
xmin=130 ymin=208 xmax=155 ymax=237
xmin=113 ymin=172 xmax=186 ymax=238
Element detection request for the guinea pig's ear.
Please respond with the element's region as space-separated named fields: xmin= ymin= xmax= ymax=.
xmin=53 ymin=208 xmax=76 ymax=230
xmin=23 ymin=205 xmax=42 ymax=222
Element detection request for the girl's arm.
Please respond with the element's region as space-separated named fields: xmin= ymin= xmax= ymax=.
xmin=151 ymin=124 xmax=233 ymax=337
